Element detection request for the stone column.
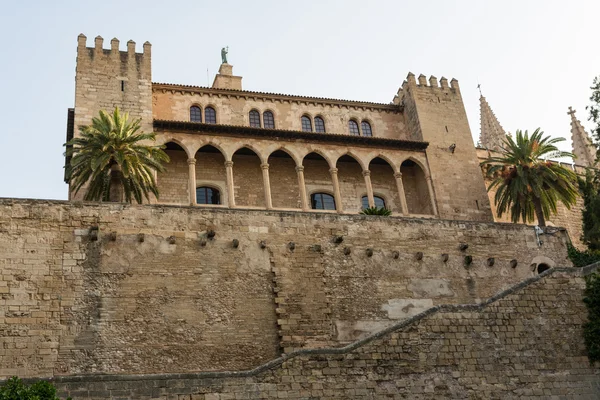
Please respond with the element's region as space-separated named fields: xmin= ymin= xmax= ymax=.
xmin=329 ymin=168 xmax=344 ymax=213
xmin=296 ymin=165 xmax=309 ymax=211
xmin=224 ymin=160 xmax=236 ymax=208
xmin=261 ymin=163 xmax=273 ymax=210
xmin=426 ymin=174 xmax=439 ymax=216
xmin=362 ymin=170 xmax=375 ymax=208
xmin=187 ymin=158 xmax=197 ymax=206
xmin=394 ymin=172 xmax=409 ymax=216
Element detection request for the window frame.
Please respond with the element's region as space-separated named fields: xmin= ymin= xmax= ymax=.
xmin=361 ymin=120 xmax=373 ymax=137
xmin=249 ymin=109 xmax=261 ymax=127
xmin=190 ymin=105 xmax=202 ymax=123
xmin=301 ymin=115 xmax=313 ymax=132
xmin=263 ymin=110 xmax=275 ymax=129
xmin=196 ymin=186 xmax=221 ymax=205
xmin=361 ymin=195 xmax=386 ymax=209
xmin=205 ymin=106 xmax=217 ymax=124
xmin=310 ymin=192 xmax=336 ymax=211
xmin=314 ymin=116 xmax=326 ymax=133
xmin=348 ymin=119 xmax=360 ymax=136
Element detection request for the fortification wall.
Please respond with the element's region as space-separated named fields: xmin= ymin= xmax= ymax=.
xmin=0 ymin=199 xmax=572 ymax=379
xmin=400 ymin=74 xmax=494 ymax=222
xmin=49 ymin=266 xmax=600 ymax=399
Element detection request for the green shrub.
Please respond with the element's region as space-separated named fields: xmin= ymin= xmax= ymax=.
xmin=360 ymin=206 xmax=391 ymax=216
xmin=583 ymin=272 xmax=600 ymax=364
xmin=567 ymin=244 xmax=600 ymax=268
xmin=0 ymin=377 xmax=70 ymax=400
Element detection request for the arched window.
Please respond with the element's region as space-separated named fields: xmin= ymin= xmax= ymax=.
xmin=301 ymin=116 xmax=312 ymax=132
xmin=314 ymin=116 xmax=326 ymax=133
xmin=263 ymin=111 xmax=275 ymax=129
xmin=196 ymin=186 xmax=221 ymax=205
xmin=311 ymin=192 xmax=336 ymax=210
xmin=249 ymin=110 xmax=261 ymax=127
xmin=190 ymin=106 xmax=202 ymax=122
xmin=205 ymin=107 xmax=217 ymax=124
xmin=361 ymin=121 xmax=372 ymax=137
xmin=361 ymin=195 xmax=386 ymax=209
xmin=348 ymin=120 xmax=360 ymax=136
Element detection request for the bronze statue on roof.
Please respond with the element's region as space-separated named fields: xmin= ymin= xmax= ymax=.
xmin=221 ymin=46 xmax=228 ymax=64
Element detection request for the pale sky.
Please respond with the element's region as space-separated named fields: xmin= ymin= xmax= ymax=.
xmin=1 ymin=0 xmax=598 ymax=200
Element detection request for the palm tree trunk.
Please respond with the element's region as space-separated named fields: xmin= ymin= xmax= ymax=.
xmin=533 ymin=197 xmax=546 ymax=227
xmin=109 ymin=164 xmax=123 ymax=202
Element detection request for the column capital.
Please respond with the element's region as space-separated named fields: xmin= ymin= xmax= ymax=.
xmin=224 ymin=161 xmax=234 ymax=168
xmin=329 ymin=168 xmax=339 ymax=175
xmin=394 ymin=172 xmax=403 ymax=179
xmin=260 ymin=163 xmax=270 ymax=170
xmin=426 ymin=174 xmax=432 ymax=182
xmin=362 ymin=170 xmax=371 ymax=177
xmin=187 ymin=158 xmax=196 ymax=165
xmin=295 ymin=165 xmax=305 ymax=173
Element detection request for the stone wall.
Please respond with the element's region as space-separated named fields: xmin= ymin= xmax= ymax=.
xmin=0 ymin=199 xmax=572 ymax=379
xmin=48 ymin=265 xmax=600 ymax=399
xmin=400 ymin=75 xmax=493 ymax=222
xmin=152 ymin=88 xmax=407 ymax=140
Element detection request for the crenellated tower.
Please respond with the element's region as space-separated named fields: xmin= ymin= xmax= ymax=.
xmin=74 ymin=34 xmax=153 ymax=134
xmin=568 ymin=106 xmax=597 ymax=168
xmin=478 ymin=94 xmax=507 ymax=152
xmin=398 ymin=73 xmax=493 ymax=221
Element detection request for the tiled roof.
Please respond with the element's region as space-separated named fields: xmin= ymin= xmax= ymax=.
xmin=153 ymin=120 xmax=427 ymax=151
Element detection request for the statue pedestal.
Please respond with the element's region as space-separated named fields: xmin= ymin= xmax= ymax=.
xmin=212 ymin=63 xmax=242 ymax=90
xmin=218 ymin=63 xmax=233 ymax=76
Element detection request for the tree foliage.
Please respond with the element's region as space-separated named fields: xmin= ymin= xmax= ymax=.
xmin=579 ymin=78 xmax=600 ymax=250
xmin=578 ymin=171 xmax=600 ymax=250
xmin=64 ymin=108 xmax=169 ymax=204
xmin=0 ymin=377 xmax=70 ymax=400
xmin=481 ymin=128 xmax=578 ymax=226
xmin=360 ymin=206 xmax=392 ymax=216
xmin=583 ymin=272 xmax=600 ymax=364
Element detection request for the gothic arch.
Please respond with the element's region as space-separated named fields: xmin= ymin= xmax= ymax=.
xmin=333 ymin=152 xmax=367 ymax=171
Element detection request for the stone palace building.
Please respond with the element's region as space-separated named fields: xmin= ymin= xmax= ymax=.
xmin=67 ymin=34 xmax=494 ymax=223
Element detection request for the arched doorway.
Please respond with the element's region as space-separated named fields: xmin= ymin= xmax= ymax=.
xmin=268 ymin=150 xmax=300 ymax=209
xmin=400 ymin=159 xmax=433 ymax=215
xmin=336 ymin=154 xmax=365 ymax=213
xmin=195 ymin=145 xmax=227 ymax=206
xmin=232 ymin=147 xmax=265 ymax=208
xmin=157 ymin=142 xmax=188 ymax=205
xmin=369 ymin=157 xmax=401 ymax=213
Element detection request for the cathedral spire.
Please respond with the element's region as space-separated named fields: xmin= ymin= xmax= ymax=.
xmin=479 ymin=94 xmax=507 ymax=152
xmin=568 ymin=106 xmax=597 ymax=167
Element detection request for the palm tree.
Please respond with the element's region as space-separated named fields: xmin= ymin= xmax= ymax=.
xmin=65 ymin=108 xmax=169 ymax=203
xmin=481 ymin=128 xmax=578 ymax=226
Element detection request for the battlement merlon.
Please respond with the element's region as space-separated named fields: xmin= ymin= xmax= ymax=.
xmin=399 ymin=73 xmax=460 ymax=91
xmin=76 ymin=34 xmax=151 ymax=75
xmin=396 ymin=73 xmax=461 ymax=102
